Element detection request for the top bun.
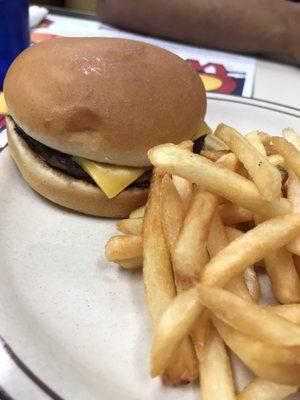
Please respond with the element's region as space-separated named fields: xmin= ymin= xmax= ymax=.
xmin=4 ymin=37 xmax=206 ymax=167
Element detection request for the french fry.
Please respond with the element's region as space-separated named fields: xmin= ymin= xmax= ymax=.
xmin=215 ymin=124 xmax=282 ymax=201
xmin=163 ymin=183 xmax=216 ymax=380
xmin=171 ymin=140 xmax=194 ymax=211
xmin=191 ymin=310 xmax=210 ymax=393
xmin=179 ymin=140 xmax=194 ymax=151
xmin=161 ymin=174 xmax=205 ymax=315
xmin=226 ymin=270 xmax=254 ymax=303
xmin=258 ymin=131 xmax=271 ymax=145
xmin=161 ymin=174 xmax=184 ymax=254
xmin=142 ymin=168 xmax=173 ymax=319
xmin=208 ymin=212 xmax=252 ymax=301
xmin=237 ymin=378 xmax=297 ymax=400
xmin=107 ymin=125 xmax=300 ymax=393
xmin=268 ymin=154 xmax=285 ymax=167
xmin=215 ymin=152 xmax=240 ymax=171
xmin=213 ymin=317 xmax=300 ymax=386
xmin=213 ymin=317 xmax=300 ymax=365
xmin=148 ymin=144 xmax=292 ymax=217
xmin=228 ymin=305 xmax=300 ymax=389
xmin=286 ymin=169 xmax=300 ymax=255
xmin=116 ymin=218 xmax=143 ymax=235
xmin=197 ymin=283 xmax=300 ymax=346
xmin=225 ymin=275 xmax=252 ymax=303
xmin=225 ymin=226 xmax=260 ymax=302
xmin=117 ymin=256 xmax=143 ymax=269
xmin=151 ymin=214 xmax=300 ymax=376
xmin=207 ymin=210 xmax=228 ymax=258
xmin=265 ymin=248 xmax=300 ymax=304
xmin=171 ymin=175 xmax=193 ymax=211
xmin=264 ymin=144 xmax=277 ymax=156
xmin=161 ymin=338 xmax=198 ymax=385
xmin=272 ymin=136 xmax=300 ymax=178
xmin=191 ymin=309 xmax=209 ymax=358
xmin=199 ymin=318 xmax=236 ymax=400
xmin=202 ymin=215 xmax=300 ymax=288
xmin=190 ymin=207 xmax=235 ymax=397
xmin=270 ymin=304 xmax=300 ymax=323
xmin=219 ymin=203 xmax=253 ymax=225
xmin=205 ymin=134 xmax=229 ymax=151
xmin=105 ymin=234 xmax=142 ymax=261
xmin=282 ymin=128 xmax=300 ymax=151
xmin=246 ymin=131 xmax=267 ymax=155
xmin=129 ymin=205 xmax=145 ymax=219
xmin=201 ymin=149 xmax=229 ymax=161
xmin=224 ymin=226 xmax=244 ymax=241
xmin=143 ymin=169 xmax=198 ymax=384
xmin=173 ymin=191 xmax=217 ymax=288
xmin=151 ymin=287 xmax=202 ymax=377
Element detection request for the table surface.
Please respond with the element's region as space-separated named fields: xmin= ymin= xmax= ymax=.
xmin=255 ymin=59 xmax=300 ymax=109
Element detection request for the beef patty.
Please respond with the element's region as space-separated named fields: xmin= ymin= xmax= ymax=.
xmin=14 ymin=124 xmax=205 ymax=190
xmin=15 ymin=124 xmax=152 ymax=189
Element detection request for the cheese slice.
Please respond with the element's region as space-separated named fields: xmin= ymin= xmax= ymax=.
xmin=72 ymin=156 xmax=146 ymax=199
xmin=0 ymin=92 xmax=8 ymax=115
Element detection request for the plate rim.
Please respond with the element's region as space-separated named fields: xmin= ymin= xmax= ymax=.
xmin=0 ymin=336 xmax=64 ymax=400
xmin=207 ymin=93 xmax=300 ymax=116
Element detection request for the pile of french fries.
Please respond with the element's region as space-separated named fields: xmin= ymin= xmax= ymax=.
xmin=105 ymin=124 xmax=300 ymax=399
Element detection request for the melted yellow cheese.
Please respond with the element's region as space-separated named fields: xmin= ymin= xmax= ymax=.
xmin=193 ymin=121 xmax=212 ymax=139
xmin=72 ymin=156 xmax=146 ymax=199
xmin=0 ymin=93 xmax=8 ymax=115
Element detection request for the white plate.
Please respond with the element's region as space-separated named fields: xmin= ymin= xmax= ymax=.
xmin=0 ymin=94 xmax=300 ymax=400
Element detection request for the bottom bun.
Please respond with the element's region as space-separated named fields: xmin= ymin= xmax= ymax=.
xmin=7 ymin=117 xmax=149 ymax=218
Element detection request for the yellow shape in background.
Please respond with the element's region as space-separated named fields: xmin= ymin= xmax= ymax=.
xmin=0 ymin=92 xmax=8 ymax=115
xmin=200 ymin=74 xmax=223 ymax=92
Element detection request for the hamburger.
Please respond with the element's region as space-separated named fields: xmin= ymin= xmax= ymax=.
xmin=4 ymin=37 xmax=206 ymax=217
